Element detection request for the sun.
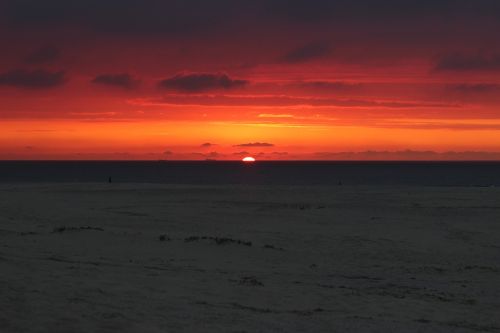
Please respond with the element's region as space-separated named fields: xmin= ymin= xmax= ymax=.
xmin=242 ymin=156 xmax=256 ymax=162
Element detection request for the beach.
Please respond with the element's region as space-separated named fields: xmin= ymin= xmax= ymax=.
xmin=1 ymin=183 xmax=499 ymax=332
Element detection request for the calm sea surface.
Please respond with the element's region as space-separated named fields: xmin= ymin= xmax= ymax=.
xmin=0 ymin=161 xmax=499 ymax=186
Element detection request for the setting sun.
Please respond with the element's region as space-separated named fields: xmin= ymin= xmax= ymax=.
xmin=242 ymin=157 xmax=256 ymax=162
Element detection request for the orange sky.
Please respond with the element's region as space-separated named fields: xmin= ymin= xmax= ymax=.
xmin=1 ymin=1 xmax=500 ymax=160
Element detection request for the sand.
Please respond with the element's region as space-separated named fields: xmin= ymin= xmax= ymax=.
xmin=0 ymin=183 xmax=499 ymax=332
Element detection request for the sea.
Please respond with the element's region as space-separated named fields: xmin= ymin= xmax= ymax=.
xmin=0 ymin=161 xmax=499 ymax=186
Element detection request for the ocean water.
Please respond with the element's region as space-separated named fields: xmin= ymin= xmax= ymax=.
xmin=0 ymin=161 xmax=499 ymax=186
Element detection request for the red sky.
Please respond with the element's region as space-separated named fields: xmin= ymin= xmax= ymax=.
xmin=1 ymin=1 xmax=500 ymax=160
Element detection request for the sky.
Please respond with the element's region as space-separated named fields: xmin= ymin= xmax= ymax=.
xmin=1 ymin=0 xmax=500 ymax=160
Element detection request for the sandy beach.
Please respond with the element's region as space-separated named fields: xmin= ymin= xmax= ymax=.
xmin=1 ymin=183 xmax=499 ymax=332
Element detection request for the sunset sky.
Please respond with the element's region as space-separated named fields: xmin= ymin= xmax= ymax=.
xmin=2 ymin=0 xmax=500 ymax=160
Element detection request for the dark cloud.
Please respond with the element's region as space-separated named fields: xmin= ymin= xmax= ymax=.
xmin=2 ymin=0 xmax=240 ymax=35
xmin=234 ymin=142 xmax=274 ymax=147
xmin=265 ymin=0 xmax=500 ymax=23
xmin=24 ymin=45 xmax=60 ymax=64
xmin=92 ymin=73 xmax=138 ymax=89
xmin=0 ymin=69 xmax=66 ymax=89
xmin=379 ymin=122 xmax=500 ymax=131
xmin=447 ymin=84 xmax=500 ymax=94
xmin=158 ymin=72 xmax=248 ymax=92
xmin=314 ymin=150 xmax=500 ymax=161
xmin=278 ymin=42 xmax=331 ymax=64
xmin=442 ymin=84 xmax=500 ymax=104
xmin=4 ymin=1 xmax=499 ymax=26
xmin=434 ymin=53 xmax=500 ymax=71
xmin=190 ymin=151 xmax=221 ymax=159
xmin=2 ymin=1 xmax=500 ymax=71
xmin=140 ymin=95 xmax=454 ymax=109
xmin=3 ymin=1 xmax=500 ymax=41
xmin=296 ymin=81 xmax=363 ymax=92
xmin=263 ymin=0 xmax=338 ymax=22
xmin=206 ymin=152 xmax=220 ymax=158
xmin=200 ymin=143 xmax=216 ymax=147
